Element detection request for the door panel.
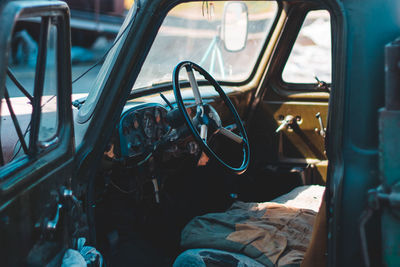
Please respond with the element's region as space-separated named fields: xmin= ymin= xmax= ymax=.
xmin=258 ymin=99 xmax=328 ymax=183
xmin=264 ymin=100 xmax=327 ymax=160
xmin=0 ymin=160 xmax=74 ymax=266
xmin=249 ymin=4 xmax=331 ymax=183
xmin=0 ymin=2 xmax=75 ymax=265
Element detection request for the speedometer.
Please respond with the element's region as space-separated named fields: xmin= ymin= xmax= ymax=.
xmin=143 ymin=112 xmax=155 ymax=139
xmin=155 ymin=108 xmax=162 ymax=124
xmin=133 ymin=114 xmax=139 ymax=129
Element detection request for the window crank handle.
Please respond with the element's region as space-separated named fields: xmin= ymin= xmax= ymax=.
xmin=47 ymin=203 xmax=63 ymax=230
xmin=316 ymin=112 xmax=326 ymax=137
xmin=276 ymin=115 xmax=294 ymax=133
xmin=63 ymin=188 xmax=81 ymax=208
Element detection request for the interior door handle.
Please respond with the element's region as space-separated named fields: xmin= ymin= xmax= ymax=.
xmin=63 ymin=188 xmax=81 ymax=208
xmin=46 ymin=203 xmax=63 ymax=230
xmin=275 ymin=115 xmax=295 ymax=133
xmin=315 ymin=112 xmax=326 ymax=137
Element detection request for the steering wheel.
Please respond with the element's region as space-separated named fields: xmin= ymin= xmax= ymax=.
xmin=172 ymin=61 xmax=250 ymax=175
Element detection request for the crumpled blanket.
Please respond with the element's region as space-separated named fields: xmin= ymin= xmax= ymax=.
xmin=180 ymin=186 xmax=324 ymax=267
xmin=61 ymin=238 xmax=103 ymax=267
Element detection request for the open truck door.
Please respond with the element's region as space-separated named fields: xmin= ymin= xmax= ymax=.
xmin=0 ymin=2 xmax=78 ymax=265
xmin=359 ymin=39 xmax=400 ymax=267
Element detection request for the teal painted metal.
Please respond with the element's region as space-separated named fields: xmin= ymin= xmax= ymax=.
xmin=332 ymin=0 xmax=400 ymax=265
xmin=379 ymin=39 xmax=400 ymax=264
xmin=382 ymin=206 xmax=400 ymax=266
xmin=379 ymin=110 xmax=400 ymax=188
xmin=379 ymin=37 xmax=400 ymax=266
xmin=379 ymin=110 xmax=400 ymax=266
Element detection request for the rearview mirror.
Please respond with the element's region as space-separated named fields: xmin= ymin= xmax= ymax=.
xmin=221 ymin=2 xmax=248 ymax=52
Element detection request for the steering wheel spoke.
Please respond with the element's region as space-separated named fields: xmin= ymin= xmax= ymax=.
xmin=218 ymin=127 xmax=243 ymax=144
xmin=185 ymin=64 xmax=203 ymax=106
xmin=200 ymin=124 xmax=208 ymax=142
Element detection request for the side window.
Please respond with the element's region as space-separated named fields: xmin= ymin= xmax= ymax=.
xmin=1 ymin=18 xmax=59 ymax=165
xmin=282 ymin=10 xmax=331 ymax=84
xmin=39 ymin=24 xmax=58 ymax=142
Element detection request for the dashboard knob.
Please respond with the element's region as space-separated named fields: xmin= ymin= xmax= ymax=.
xmin=128 ymin=141 xmax=141 ymax=152
xmin=127 ymin=142 xmax=134 ymax=151
xmin=187 ymin=141 xmax=199 ymax=155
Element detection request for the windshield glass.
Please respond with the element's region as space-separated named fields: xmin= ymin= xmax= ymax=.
xmin=133 ymin=1 xmax=278 ymax=89
xmin=78 ymin=1 xmax=277 ymax=121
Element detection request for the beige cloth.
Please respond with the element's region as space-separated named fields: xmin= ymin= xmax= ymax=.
xmin=181 ymin=186 xmax=325 ymax=267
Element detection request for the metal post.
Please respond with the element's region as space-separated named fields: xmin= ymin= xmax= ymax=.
xmin=379 ymin=38 xmax=400 ymax=266
xmin=385 ymin=38 xmax=400 ymax=110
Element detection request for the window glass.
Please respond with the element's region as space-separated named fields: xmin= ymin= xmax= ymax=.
xmin=133 ymin=1 xmax=278 ymax=89
xmin=282 ymin=10 xmax=331 ymax=84
xmin=70 ymin=0 xmax=134 ymax=97
xmin=39 ymin=24 xmax=58 ymax=142
xmin=1 ymin=19 xmax=59 ymax=165
xmin=2 ymin=21 xmax=37 ymax=163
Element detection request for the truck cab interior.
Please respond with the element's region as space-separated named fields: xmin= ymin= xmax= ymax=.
xmin=3 ymin=0 xmax=400 ymax=265
xmin=86 ymin=1 xmax=333 ymax=266
xmin=0 ymin=0 xmax=342 ymax=266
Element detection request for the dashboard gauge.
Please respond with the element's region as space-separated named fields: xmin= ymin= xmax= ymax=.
xmin=119 ymin=104 xmax=169 ymax=158
xmin=143 ymin=112 xmax=155 ymax=138
xmin=155 ymin=108 xmax=162 ymax=124
xmin=156 ymin=127 xmax=164 ymax=140
xmin=128 ymin=134 xmax=142 ymax=153
xmin=187 ymin=141 xmax=199 ymax=155
xmin=133 ymin=117 xmax=139 ymax=129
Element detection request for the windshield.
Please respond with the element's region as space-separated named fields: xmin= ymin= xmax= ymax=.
xmin=134 ymin=1 xmax=278 ymax=89
xmin=78 ymin=1 xmax=277 ymax=121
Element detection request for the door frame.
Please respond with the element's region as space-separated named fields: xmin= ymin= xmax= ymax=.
xmin=0 ymin=1 xmax=75 ymax=265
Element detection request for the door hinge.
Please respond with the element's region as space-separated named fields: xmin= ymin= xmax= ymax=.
xmin=359 ymin=185 xmax=400 ymax=267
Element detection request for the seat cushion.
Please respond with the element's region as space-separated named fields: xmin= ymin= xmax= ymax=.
xmin=173 ymin=248 xmax=265 ymax=267
xmin=270 ymin=185 xmax=325 ymax=212
xmin=176 ymin=185 xmax=325 ymax=267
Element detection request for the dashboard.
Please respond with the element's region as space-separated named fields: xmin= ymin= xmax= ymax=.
xmin=106 ymin=99 xmax=207 ymax=165
xmin=118 ymin=103 xmax=170 ymax=158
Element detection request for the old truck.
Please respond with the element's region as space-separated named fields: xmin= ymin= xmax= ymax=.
xmin=0 ymin=0 xmax=399 ymax=266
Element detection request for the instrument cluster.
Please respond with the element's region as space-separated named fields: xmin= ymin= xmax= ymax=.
xmin=118 ymin=104 xmax=170 ymax=158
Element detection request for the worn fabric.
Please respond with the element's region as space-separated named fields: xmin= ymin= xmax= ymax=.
xmin=272 ymin=185 xmax=325 ymax=213
xmin=173 ymin=248 xmax=265 ymax=267
xmin=61 ymin=238 xmax=104 ymax=267
xmin=180 ymin=185 xmax=325 ymax=267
